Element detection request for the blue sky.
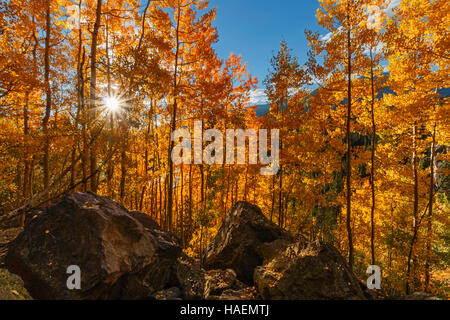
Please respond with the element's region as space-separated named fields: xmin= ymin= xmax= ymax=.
xmin=207 ymin=0 xmax=401 ymax=104
xmin=208 ymin=0 xmax=323 ymax=104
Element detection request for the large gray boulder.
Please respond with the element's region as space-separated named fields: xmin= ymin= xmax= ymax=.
xmin=6 ymin=192 xmax=182 ymax=299
xmin=203 ymin=202 xmax=294 ymax=284
xmin=254 ymin=241 xmax=366 ymax=300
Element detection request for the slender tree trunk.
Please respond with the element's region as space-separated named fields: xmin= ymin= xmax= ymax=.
xmin=388 ymin=197 xmax=394 ymax=272
xmin=159 ymin=178 xmax=162 ymax=226
xmin=225 ymin=166 xmax=230 ymax=213
xmin=230 ymin=173 xmax=234 ymax=205
xmin=150 ymin=181 xmax=154 ymax=217
xmin=370 ymin=48 xmax=377 ymax=265
xmin=139 ymin=185 xmax=147 ymax=212
xmin=120 ymin=147 xmax=126 ymax=202
xmin=105 ymin=14 xmax=115 ymax=197
xmin=278 ymin=130 xmax=283 ymax=227
xmin=180 ymin=164 xmax=184 ymax=247
xmin=167 ymin=5 xmax=182 ymax=232
xmin=204 ymin=167 xmax=209 ymax=212
xmin=253 ymin=178 xmax=256 ymax=204
xmin=42 ymin=0 xmax=52 ymax=199
xmin=88 ymin=0 xmax=103 ymax=193
xmin=188 ymin=162 xmax=193 ymax=238
xmin=244 ymin=166 xmax=249 ymax=201
xmin=23 ymin=18 xmax=38 ymax=211
xmin=23 ymin=107 xmax=30 ymax=196
xmin=284 ymin=193 xmax=289 ymax=229
xmin=72 ymin=3 xmax=84 ymax=192
xmin=221 ymin=162 xmax=226 ymax=215
xmin=230 ymin=176 xmax=234 ymax=205
xmin=200 ymin=164 xmax=205 ymax=208
xmin=21 ymin=91 xmax=31 ymax=227
xmin=79 ymin=48 xmax=87 ymax=192
xmin=175 ymin=181 xmax=178 ymax=233
xmin=270 ymin=174 xmax=275 ymax=222
xmin=406 ymin=124 xmax=419 ymax=294
xmin=278 ymin=167 xmax=283 ymax=227
xmin=424 ymin=122 xmax=436 ymax=291
xmin=154 ymin=180 xmax=158 ymax=221
xmin=164 ymin=175 xmax=168 ymax=228
xmin=199 ymin=225 xmax=203 ymax=265
xmin=345 ymin=7 xmax=354 ymax=268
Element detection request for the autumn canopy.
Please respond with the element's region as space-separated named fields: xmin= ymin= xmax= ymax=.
xmin=0 ymin=0 xmax=448 ymax=298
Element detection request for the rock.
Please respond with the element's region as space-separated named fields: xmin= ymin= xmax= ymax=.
xmin=361 ymin=282 xmax=385 ymax=300
xmin=254 ymin=241 xmax=366 ymax=300
xmin=0 ymin=228 xmax=22 ymax=268
xmin=24 ymin=208 xmax=45 ymax=226
xmin=204 ymin=269 xmax=245 ymax=298
xmin=403 ymin=292 xmax=441 ymax=300
xmin=0 ymin=269 xmax=32 ymax=300
xmin=0 ymin=245 xmax=7 ymax=269
xmin=6 ymin=192 xmax=182 ymax=299
xmin=175 ymin=255 xmax=205 ymax=300
xmin=216 ymin=287 xmax=259 ymax=300
xmin=4 ymin=197 xmax=373 ymax=301
xmin=130 ymin=211 xmax=181 ymax=250
xmin=129 ymin=211 xmax=161 ymax=230
xmin=152 ymin=287 xmax=182 ymax=300
xmin=203 ymin=202 xmax=293 ymax=284
xmin=259 ymin=238 xmax=294 ymax=265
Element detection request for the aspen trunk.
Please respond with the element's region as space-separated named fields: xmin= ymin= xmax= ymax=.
xmin=167 ymin=5 xmax=182 ymax=232
xmin=424 ymin=123 xmax=436 ymax=291
xmin=370 ymin=48 xmax=377 ymax=266
xmin=406 ymin=124 xmax=419 ymax=294
xmin=88 ymin=0 xmax=103 ymax=193
xmin=42 ymin=1 xmax=52 ymax=199
xmin=345 ymin=6 xmax=354 ymax=268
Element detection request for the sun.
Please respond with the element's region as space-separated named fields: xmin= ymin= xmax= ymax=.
xmin=103 ymin=97 xmax=121 ymax=113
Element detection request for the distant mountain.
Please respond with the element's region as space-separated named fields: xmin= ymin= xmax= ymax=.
xmin=255 ymin=104 xmax=270 ymax=117
xmin=255 ymin=86 xmax=449 ymax=118
xmin=438 ymin=87 xmax=450 ymax=98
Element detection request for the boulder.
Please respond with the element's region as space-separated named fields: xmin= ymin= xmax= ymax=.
xmin=254 ymin=241 xmax=366 ymax=300
xmin=152 ymin=287 xmax=182 ymax=300
xmin=204 ymin=269 xmax=245 ymax=298
xmin=216 ymin=287 xmax=259 ymax=300
xmin=174 ymin=255 xmax=205 ymax=300
xmin=0 ymin=269 xmax=32 ymax=300
xmin=203 ymin=202 xmax=293 ymax=284
xmin=130 ymin=211 xmax=181 ymax=250
xmin=0 ymin=228 xmax=22 ymax=269
xmin=403 ymin=292 xmax=441 ymax=300
xmin=6 ymin=192 xmax=182 ymax=299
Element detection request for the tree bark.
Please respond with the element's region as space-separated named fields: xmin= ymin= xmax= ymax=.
xmin=42 ymin=0 xmax=52 ymax=200
xmin=424 ymin=122 xmax=436 ymax=291
xmin=346 ymin=5 xmax=354 ymax=268
xmin=88 ymin=0 xmax=103 ymax=193
xmin=370 ymin=48 xmax=377 ymax=265
xmin=406 ymin=124 xmax=419 ymax=294
xmin=167 ymin=4 xmax=182 ymax=232
xmin=270 ymin=174 xmax=275 ymax=222
xmin=21 ymin=91 xmax=31 ymax=227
